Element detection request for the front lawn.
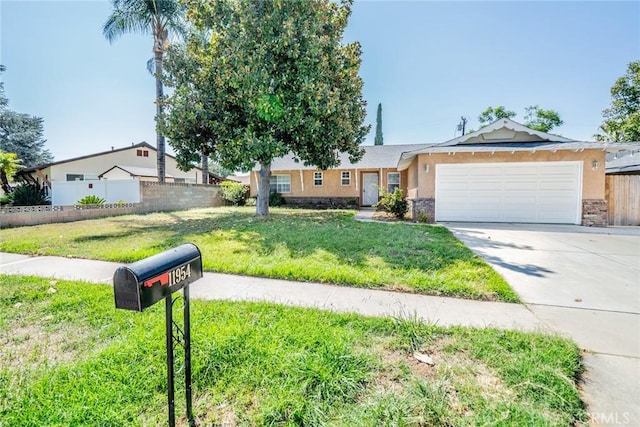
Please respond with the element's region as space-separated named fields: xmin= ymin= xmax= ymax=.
xmin=0 ymin=275 xmax=585 ymax=426
xmin=0 ymin=207 xmax=517 ymax=301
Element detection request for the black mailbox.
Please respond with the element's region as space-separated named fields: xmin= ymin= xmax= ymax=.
xmin=114 ymin=243 xmax=203 ymax=311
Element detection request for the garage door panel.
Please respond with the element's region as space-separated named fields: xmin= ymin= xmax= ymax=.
xmin=469 ymin=181 xmax=503 ymax=191
xmin=435 ymin=161 xmax=582 ymax=224
xmin=504 ymin=181 xmax=538 ymax=191
xmin=470 ymin=168 xmax=502 ymax=177
xmin=506 ymin=166 xmax=539 ymax=175
xmin=538 ymin=181 xmax=578 ymax=191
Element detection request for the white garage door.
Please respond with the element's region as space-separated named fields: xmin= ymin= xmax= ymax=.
xmin=435 ymin=161 xmax=582 ymax=224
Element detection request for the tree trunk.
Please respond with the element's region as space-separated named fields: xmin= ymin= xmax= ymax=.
xmin=201 ymin=151 xmax=209 ymax=184
xmin=155 ymin=50 xmax=166 ymax=183
xmin=256 ymin=162 xmax=271 ymax=216
xmin=0 ymin=170 xmax=11 ymax=194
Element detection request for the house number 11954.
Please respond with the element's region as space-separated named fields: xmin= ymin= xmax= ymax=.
xmin=169 ymin=264 xmax=192 ymax=286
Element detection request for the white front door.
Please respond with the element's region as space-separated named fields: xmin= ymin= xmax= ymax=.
xmin=362 ymin=173 xmax=379 ymax=206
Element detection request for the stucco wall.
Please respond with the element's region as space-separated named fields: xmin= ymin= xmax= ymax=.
xmin=249 ymin=168 xmax=408 ymax=204
xmin=408 ymin=149 xmax=606 ymax=199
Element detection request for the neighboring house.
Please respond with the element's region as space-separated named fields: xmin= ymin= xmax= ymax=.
xmin=16 ymin=142 xmax=218 ymax=192
xmin=99 ymin=164 xmax=226 ymax=184
xmin=229 ymin=174 xmax=250 ymax=186
xmin=606 ymin=151 xmax=640 ymax=175
xmin=252 ymin=118 xmax=639 ymax=226
xmin=99 ymin=165 xmax=177 ymax=181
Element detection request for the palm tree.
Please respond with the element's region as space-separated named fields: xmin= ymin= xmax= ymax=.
xmin=103 ymin=0 xmax=185 ymax=183
xmin=0 ymin=151 xmax=24 ymax=194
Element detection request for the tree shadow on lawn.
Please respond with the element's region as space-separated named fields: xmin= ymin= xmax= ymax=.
xmin=70 ymin=210 xmax=486 ymax=277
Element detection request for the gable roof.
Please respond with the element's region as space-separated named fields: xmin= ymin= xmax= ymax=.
xmin=18 ymin=142 xmax=156 ymax=173
xmin=397 ymin=118 xmax=640 ymax=171
xmin=99 ymin=165 xmax=175 ymax=178
xmin=262 ymin=143 xmax=434 ymax=171
xmin=440 ymin=118 xmax=575 ymax=146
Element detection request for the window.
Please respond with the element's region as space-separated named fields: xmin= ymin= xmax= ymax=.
xmin=270 ymin=175 xmax=291 ymax=193
xmin=341 ymin=171 xmax=351 ymax=186
xmin=66 ymin=174 xmax=84 ymax=181
xmin=137 ymin=149 xmax=149 ymax=157
xmin=137 ymin=149 xmax=142 ymax=156
xmin=387 ymin=172 xmax=400 ymax=193
xmin=313 ymin=172 xmax=323 ymax=186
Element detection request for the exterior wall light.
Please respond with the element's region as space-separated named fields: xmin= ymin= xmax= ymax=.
xmin=424 ymin=164 xmax=430 ymax=173
xmin=592 ymin=160 xmax=600 ymax=170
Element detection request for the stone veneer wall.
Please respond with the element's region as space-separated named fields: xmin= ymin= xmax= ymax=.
xmin=0 ymin=182 xmax=223 ymax=228
xmin=582 ymin=199 xmax=608 ymax=227
xmin=407 ymin=198 xmax=435 ymax=223
xmin=282 ymin=196 xmax=359 ymax=209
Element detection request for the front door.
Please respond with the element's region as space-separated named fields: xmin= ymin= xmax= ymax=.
xmin=362 ymin=173 xmax=379 ymax=206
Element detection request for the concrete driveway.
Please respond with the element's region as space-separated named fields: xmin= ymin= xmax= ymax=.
xmin=445 ymin=223 xmax=640 ymax=425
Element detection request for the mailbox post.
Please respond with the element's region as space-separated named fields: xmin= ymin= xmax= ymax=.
xmin=114 ymin=243 xmax=202 ymax=427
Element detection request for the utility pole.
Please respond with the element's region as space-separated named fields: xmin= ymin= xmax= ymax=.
xmin=457 ymin=116 xmax=467 ymax=135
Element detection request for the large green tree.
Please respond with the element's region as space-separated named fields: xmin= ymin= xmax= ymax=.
xmin=523 ymin=105 xmax=563 ymax=133
xmin=103 ymin=0 xmax=186 ymax=183
xmin=595 ymin=61 xmax=640 ymax=142
xmin=163 ymin=0 xmax=369 ymax=215
xmin=477 ymin=105 xmax=562 ymax=133
xmin=0 ymin=65 xmax=53 ymax=167
xmin=374 ymin=103 xmax=383 ymax=145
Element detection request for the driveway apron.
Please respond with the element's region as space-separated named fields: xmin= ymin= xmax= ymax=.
xmin=445 ymin=223 xmax=640 ymax=426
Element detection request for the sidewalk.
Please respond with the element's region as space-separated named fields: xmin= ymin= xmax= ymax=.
xmin=0 ymin=252 xmax=542 ymax=331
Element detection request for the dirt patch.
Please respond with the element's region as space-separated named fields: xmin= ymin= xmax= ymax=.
xmin=376 ymin=336 xmax=514 ymax=407
xmin=372 ymin=211 xmax=403 ymax=222
xmin=0 ymin=321 xmax=92 ymax=369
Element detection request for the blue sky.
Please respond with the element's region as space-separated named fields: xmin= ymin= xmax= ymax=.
xmin=1 ymin=0 xmax=639 ymax=161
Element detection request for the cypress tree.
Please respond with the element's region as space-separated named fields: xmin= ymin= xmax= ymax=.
xmin=374 ymin=103 xmax=384 ymax=145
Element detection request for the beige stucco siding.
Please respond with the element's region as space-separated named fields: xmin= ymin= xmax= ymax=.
xmin=250 ymin=168 xmax=408 ymax=202
xmin=408 ymin=150 xmax=606 ymax=199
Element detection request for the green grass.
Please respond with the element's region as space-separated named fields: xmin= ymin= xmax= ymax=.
xmin=0 ymin=207 xmax=517 ymax=301
xmin=0 ymin=275 xmax=585 ymax=426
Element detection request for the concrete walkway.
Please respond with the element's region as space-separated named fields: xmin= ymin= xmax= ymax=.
xmin=0 ymin=252 xmax=542 ymax=331
xmin=445 ymin=223 xmax=640 ymax=426
xmin=2 ymin=218 xmax=639 ymax=425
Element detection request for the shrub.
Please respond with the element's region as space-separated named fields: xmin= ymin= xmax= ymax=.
xmin=269 ymin=192 xmax=284 ymax=207
xmin=375 ymin=188 xmax=408 ymax=219
xmin=8 ymin=184 xmax=50 ymax=206
xmin=245 ymin=197 xmax=257 ymax=206
xmin=417 ymin=210 xmax=431 ymax=223
xmin=77 ymin=195 xmax=106 ymax=205
xmin=220 ymin=181 xmax=248 ymax=206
